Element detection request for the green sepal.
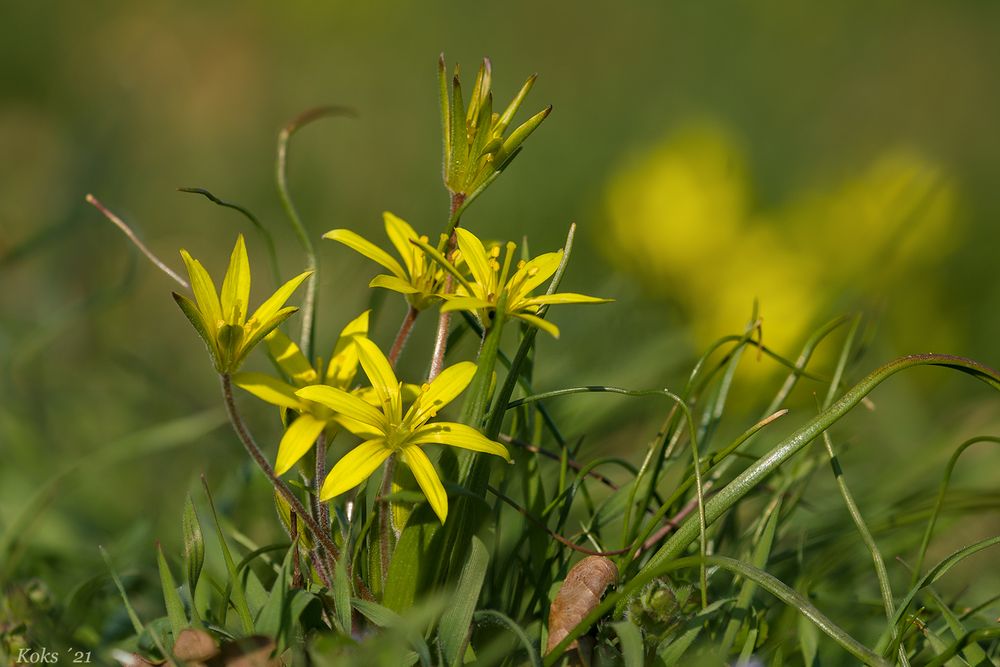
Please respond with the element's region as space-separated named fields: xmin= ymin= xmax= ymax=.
xmin=173 ymin=292 xmax=221 ymax=371
xmin=495 ymin=73 xmax=538 ymax=135
xmin=217 ymin=323 xmax=245 ymax=373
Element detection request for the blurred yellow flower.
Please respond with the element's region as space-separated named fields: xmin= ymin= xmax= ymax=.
xmin=602 ymin=121 xmax=958 ymax=355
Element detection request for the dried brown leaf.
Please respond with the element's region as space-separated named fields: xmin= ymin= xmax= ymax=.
xmin=545 ymin=555 xmax=618 ymax=655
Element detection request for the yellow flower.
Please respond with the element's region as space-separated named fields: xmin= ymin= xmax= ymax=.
xmin=296 ymin=337 xmax=511 ymax=523
xmin=440 ymin=228 xmax=611 ymax=337
xmin=324 ymin=212 xmax=446 ymax=310
xmin=173 ymin=234 xmax=312 ymax=374
xmin=231 ymin=311 xmax=370 ymax=475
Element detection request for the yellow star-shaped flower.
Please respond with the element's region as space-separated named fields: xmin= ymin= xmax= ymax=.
xmin=231 ymin=311 xmax=370 ymax=475
xmin=441 ymin=228 xmax=611 ymax=337
xmin=297 ymin=337 xmax=511 ymax=523
xmin=172 ymin=234 xmax=312 ymax=374
xmin=324 ymin=212 xmax=446 ymax=311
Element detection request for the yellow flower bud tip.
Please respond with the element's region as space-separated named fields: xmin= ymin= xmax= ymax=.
xmin=488 ymin=245 xmax=501 ymax=259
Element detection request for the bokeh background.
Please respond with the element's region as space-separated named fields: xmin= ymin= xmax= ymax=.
xmin=2 ymin=0 xmax=999 ymax=645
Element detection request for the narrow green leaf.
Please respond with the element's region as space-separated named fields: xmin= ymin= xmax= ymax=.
xmin=352 ymin=598 xmax=432 ymax=667
xmin=472 ymin=610 xmax=542 ymax=667
xmin=611 ymin=621 xmax=645 ymax=667
xmin=333 ymin=556 xmax=352 ymax=636
xmin=255 ymin=545 xmax=293 ymax=645
xmin=798 ymin=603 xmax=819 ymax=666
xmin=157 ymin=541 xmax=188 ymax=638
xmin=202 ymin=477 xmax=255 ymax=634
xmin=182 ymin=494 xmax=205 ymax=627
xmin=440 ymin=534 xmax=489 ymax=666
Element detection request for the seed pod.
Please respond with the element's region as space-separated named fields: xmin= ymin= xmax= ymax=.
xmin=546 ymin=555 xmax=618 ymax=655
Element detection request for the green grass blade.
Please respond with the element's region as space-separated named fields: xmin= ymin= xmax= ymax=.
xmin=647 ymin=354 xmax=1000 ymax=573
xmin=202 ymin=476 xmax=255 ymax=634
xmin=880 ymin=534 xmax=1000 ymax=657
xmin=472 ymin=610 xmax=542 ymax=667
xmin=912 ymin=435 xmax=1000 ymax=584
xmin=351 ymin=598 xmax=432 ymax=667
xmin=611 ymin=621 xmax=645 ymax=667
xmin=440 ymin=534 xmax=489 ymax=667
xmin=157 ymin=541 xmax=188 ymax=638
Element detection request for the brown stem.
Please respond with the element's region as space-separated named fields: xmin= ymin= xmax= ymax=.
xmin=388 ymin=306 xmax=420 ymax=368
xmin=220 ymin=374 xmax=374 ymax=600
xmin=487 ymin=485 xmax=630 ymax=556
xmin=427 ymin=193 xmax=465 ymax=380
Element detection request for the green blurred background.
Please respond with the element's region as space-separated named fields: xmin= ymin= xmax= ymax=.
xmin=2 ymin=0 xmax=999 ymax=638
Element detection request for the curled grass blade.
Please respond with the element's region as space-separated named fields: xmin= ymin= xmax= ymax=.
xmin=912 ymin=435 xmax=1000 ymax=584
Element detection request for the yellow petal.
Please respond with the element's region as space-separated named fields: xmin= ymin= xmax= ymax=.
xmin=297 ymin=385 xmax=387 ymax=434
xmin=232 ymin=372 xmax=305 ymax=410
xmin=324 ymin=229 xmax=406 ymax=279
xmin=520 ymin=293 xmax=613 ymax=307
xmin=235 ymin=306 xmax=298 ymax=371
xmin=507 ymin=250 xmax=562 ymax=299
xmin=179 ymin=249 xmax=222 ymax=333
xmin=265 ymin=330 xmax=317 ymax=385
xmin=325 ymin=310 xmax=370 ymax=386
xmin=275 ymin=413 xmax=327 ymax=475
xmin=332 ymin=413 xmax=384 ymax=439
xmin=369 ymin=274 xmax=420 ymax=295
xmin=320 ymin=439 xmax=392 ymax=500
xmin=400 ymin=445 xmax=448 ymax=523
xmin=455 ymin=228 xmax=495 ymax=291
xmin=404 ymin=361 xmax=476 ymax=428
xmin=355 ymin=337 xmax=401 ymax=424
xmin=247 ymin=270 xmax=312 ymax=328
xmin=409 ymin=422 xmax=511 ymax=461
xmin=511 ymin=312 xmax=560 ymax=338
xmin=439 ymin=296 xmax=493 ymax=313
xmin=220 ymin=234 xmax=251 ymax=324
xmin=383 ymin=212 xmax=419 ymax=276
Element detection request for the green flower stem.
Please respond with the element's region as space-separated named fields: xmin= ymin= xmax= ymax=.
xmin=388 ymin=306 xmax=420 ymax=368
xmin=313 ymin=431 xmax=330 ymax=572
xmin=378 ymin=454 xmax=397 ymax=589
xmin=276 ymin=106 xmax=354 ymax=359
xmin=484 ymin=223 xmax=576 ymax=439
xmin=427 ymin=192 xmax=466 ymax=380
xmin=220 ymin=373 xmax=373 ymax=601
xmin=646 ymin=354 xmax=1000 ymax=572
